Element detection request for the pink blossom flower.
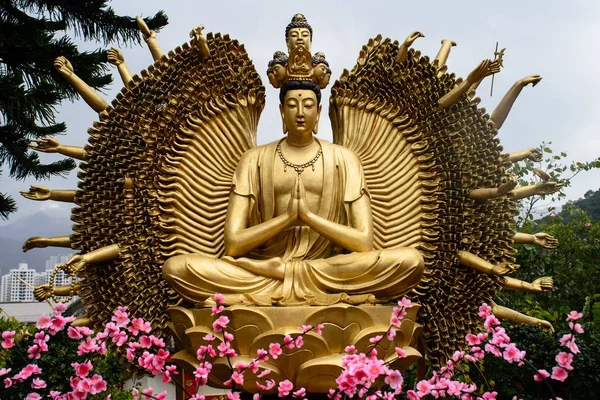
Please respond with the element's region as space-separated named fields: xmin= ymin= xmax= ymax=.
xmin=387 ymin=328 xmax=397 ymax=341
xmin=203 ymin=333 xmax=215 ymax=342
xmin=269 ymin=343 xmax=282 ymax=359
xmin=315 ymin=324 xmax=324 ymax=335
xmin=294 ymin=335 xmax=304 ymax=348
xmin=0 ymin=368 xmax=10 ymax=377
xmin=36 ymin=315 xmax=52 ymax=330
xmin=278 ymin=379 xmax=294 ymax=397
xmin=566 ymin=311 xmax=583 ymax=321
xmin=211 ymin=304 xmax=225 ymax=315
xmin=112 ymin=306 xmax=130 ymax=327
xmin=1 ymin=331 xmax=15 ymax=349
xmin=129 ymin=318 xmax=151 ymax=335
xmin=27 ymin=344 xmax=42 ymax=359
xmin=139 ymin=335 xmax=153 ymax=348
xmin=503 ymin=343 xmax=524 ymax=363
xmin=4 ymin=377 xmax=13 ymax=388
xmin=478 ymin=303 xmax=492 ymax=317
xmin=77 ymin=337 xmax=99 ymax=355
xmin=416 ymin=380 xmax=432 ymax=396
xmin=465 ymin=333 xmax=480 ymax=346
xmin=258 ymin=369 xmax=271 ymax=378
xmin=406 ymin=390 xmax=420 ymax=400
xmin=226 ymin=392 xmax=240 ymax=400
xmin=162 ymin=365 xmax=179 ymax=383
xmin=299 ymin=324 xmax=312 ymax=333
xmin=72 ymin=360 xmax=93 ymax=378
xmin=344 ymin=345 xmax=356 ymax=354
xmin=293 ymin=387 xmax=306 ymax=398
xmin=452 ymin=350 xmax=464 ymax=362
xmin=214 ymin=293 xmax=225 ymax=303
xmin=279 ymin=334 xmax=294 ymax=349
xmin=68 ymin=326 xmax=84 ymax=340
xmin=556 ymin=352 xmax=574 ymax=370
xmin=569 ymin=322 xmax=584 ymax=334
xmin=25 ymin=393 xmax=41 ymax=400
xmin=256 ymin=379 xmax=276 ymax=391
xmin=54 ymin=303 xmax=67 ymax=314
xmin=551 ymin=366 xmax=568 ymax=382
xmin=482 ymin=392 xmax=498 ymax=399
xmin=534 ymin=369 xmax=550 ymax=382
xmin=369 ymin=335 xmax=383 ymax=344
xmin=385 ymin=369 xmax=403 ymax=390
xmin=398 ymin=297 xmax=413 ymax=308
xmin=395 ymin=347 xmax=407 ymax=358
xmin=212 ymin=316 xmax=230 ymax=332
xmin=253 ymin=394 xmax=260 ymax=400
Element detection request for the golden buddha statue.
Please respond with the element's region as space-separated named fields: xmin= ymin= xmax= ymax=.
xmin=23 ymin=12 xmax=566 ymax=372
xmin=162 ymin=78 xmax=425 ymax=306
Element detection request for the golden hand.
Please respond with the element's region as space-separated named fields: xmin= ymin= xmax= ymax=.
xmin=498 ymin=178 xmax=518 ymax=196
xmin=534 ymin=181 xmax=563 ymax=196
xmin=527 ymin=148 xmax=543 ymax=162
xmin=65 ymin=254 xmax=86 ymax=274
xmin=22 ymin=236 xmax=48 ymax=252
xmin=286 ymin=176 xmax=301 ymax=226
xmin=404 ymin=31 xmax=425 ymax=46
xmin=532 ymin=277 xmax=554 ymax=292
xmin=107 ymin=48 xmax=125 ymax=66
xmin=491 ymin=262 xmax=518 ymax=276
xmin=136 ymin=15 xmax=153 ymax=38
xmin=20 ymin=185 xmax=51 ymax=201
xmin=484 ymin=59 xmax=501 ymax=78
xmin=519 ymin=74 xmax=542 ymax=87
xmin=29 ymin=137 xmax=61 ymax=153
xmin=34 ymin=284 xmax=52 ymax=301
xmin=54 ymin=56 xmax=74 ymax=77
xmin=190 ymin=25 xmax=210 ymax=57
xmin=538 ymin=320 xmax=554 ymax=332
xmin=533 ymin=233 xmax=558 ymax=249
xmin=297 ymin=177 xmax=312 ymax=223
xmin=467 ymin=59 xmax=493 ymax=84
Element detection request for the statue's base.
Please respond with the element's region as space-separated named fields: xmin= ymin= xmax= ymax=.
xmin=168 ymin=303 xmax=422 ymax=393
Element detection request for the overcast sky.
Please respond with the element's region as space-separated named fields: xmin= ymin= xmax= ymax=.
xmin=2 ymin=0 xmax=599 ymax=226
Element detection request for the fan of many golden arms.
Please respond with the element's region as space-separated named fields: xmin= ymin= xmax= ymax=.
xmin=22 ymin=13 xmax=559 ymax=369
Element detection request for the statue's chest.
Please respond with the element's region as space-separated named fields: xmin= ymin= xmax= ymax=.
xmin=272 ymin=157 xmax=324 ymax=212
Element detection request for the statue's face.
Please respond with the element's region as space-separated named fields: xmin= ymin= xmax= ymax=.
xmin=286 ymin=28 xmax=311 ymax=53
xmin=280 ymin=89 xmax=320 ymax=136
xmin=273 ymin=64 xmax=286 ymax=81
xmin=313 ymin=63 xmax=328 ymax=81
xmin=267 ymin=71 xmax=280 ymax=88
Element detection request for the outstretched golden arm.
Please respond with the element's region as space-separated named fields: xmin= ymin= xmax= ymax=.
xmin=490 ymin=75 xmax=542 ymax=130
xmin=54 ymin=56 xmax=108 ymax=113
xmin=396 ymin=31 xmax=424 ymax=64
xmin=469 ymin=178 xmax=517 ymax=201
xmin=34 ymin=283 xmax=81 ymax=301
xmin=20 ymin=185 xmax=76 ymax=202
xmin=458 ymin=251 xmax=518 ymax=276
xmin=510 ymin=181 xmax=563 ymax=199
xmin=492 ymin=302 xmax=554 ymax=332
xmin=439 ymin=59 xmax=499 ymax=109
xmin=434 ymin=39 xmax=456 ymax=68
xmin=502 ymin=276 xmax=553 ymax=293
xmin=29 ymin=138 xmax=86 ymax=160
xmin=107 ymin=48 xmax=133 ymax=88
xmin=513 ymin=232 xmax=558 ymax=249
xmin=23 ymin=235 xmax=72 ymax=252
xmin=504 ymin=147 xmax=543 ymax=163
xmin=136 ymin=15 xmax=164 ymax=61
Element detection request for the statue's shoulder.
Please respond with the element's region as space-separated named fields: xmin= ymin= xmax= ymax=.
xmin=327 ymin=141 xmax=362 ymax=165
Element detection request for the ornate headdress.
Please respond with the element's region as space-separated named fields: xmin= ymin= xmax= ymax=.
xmin=268 ymin=14 xmax=331 ymax=89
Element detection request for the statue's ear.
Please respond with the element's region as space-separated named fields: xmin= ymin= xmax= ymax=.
xmin=279 ymin=104 xmax=288 ymax=134
xmin=313 ymin=104 xmax=322 ymax=135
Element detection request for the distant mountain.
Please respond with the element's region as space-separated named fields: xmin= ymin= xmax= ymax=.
xmin=572 ymin=189 xmax=600 ymax=221
xmin=0 ymin=212 xmax=74 ymax=276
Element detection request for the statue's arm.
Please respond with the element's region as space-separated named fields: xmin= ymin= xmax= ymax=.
xmin=224 ymin=192 xmax=294 ymax=257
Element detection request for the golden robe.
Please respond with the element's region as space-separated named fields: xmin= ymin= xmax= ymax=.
xmin=163 ymin=140 xmax=424 ymax=305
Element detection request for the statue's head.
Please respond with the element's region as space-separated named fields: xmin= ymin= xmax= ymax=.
xmin=267 ymin=51 xmax=288 ymax=88
xmin=285 ymin=13 xmax=313 ymax=53
xmin=279 ymin=81 xmax=322 ymax=136
xmin=311 ymin=52 xmax=331 ymax=89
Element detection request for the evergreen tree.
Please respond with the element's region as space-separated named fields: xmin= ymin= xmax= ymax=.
xmin=0 ymin=0 xmax=168 ymax=219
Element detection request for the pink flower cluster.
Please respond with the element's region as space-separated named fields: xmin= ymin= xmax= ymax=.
xmin=535 ymin=311 xmax=584 ymax=384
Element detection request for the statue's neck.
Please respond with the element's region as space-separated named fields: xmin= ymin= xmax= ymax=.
xmin=285 ymin=133 xmax=314 ymax=148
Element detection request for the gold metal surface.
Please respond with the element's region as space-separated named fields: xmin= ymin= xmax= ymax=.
xmin=169 ymin=304 xmax=421 ymax=393
xmin=22 ymin=13 xmax=561 ymax=370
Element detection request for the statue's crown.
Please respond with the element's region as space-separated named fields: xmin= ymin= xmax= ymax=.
xmin=266 ymin=14 xmax=331 ymax=90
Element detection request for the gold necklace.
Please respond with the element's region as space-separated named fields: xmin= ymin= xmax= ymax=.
xmin=276 ymin=139 xmax=322 ymax=175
